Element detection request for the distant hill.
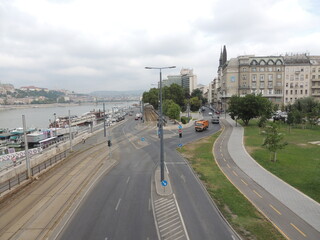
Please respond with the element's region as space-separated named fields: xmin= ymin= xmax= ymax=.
xmin=90 ymin=90 xmax=144 ymax=98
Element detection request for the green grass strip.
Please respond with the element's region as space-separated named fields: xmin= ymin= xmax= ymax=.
xmin=178 ymin=132 xmax=286 ymax=240
xmin=243 ymin=121 xmax=320 ymax=203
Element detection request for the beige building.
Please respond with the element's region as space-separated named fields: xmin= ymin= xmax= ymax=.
xmin=212 ymin=46 xmax=320 ymax=109
xmin=309 ymin=56 xmax=320 ymax=101
xmin=283 ymin=54 xmax=310 ymax=105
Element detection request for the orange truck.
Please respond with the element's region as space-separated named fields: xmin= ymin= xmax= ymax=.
xmin=195 ymin=120 xmax=209 ymax=132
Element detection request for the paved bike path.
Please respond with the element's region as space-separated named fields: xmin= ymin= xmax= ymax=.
xmin=225 ymin=117 xmax=320 ymax=232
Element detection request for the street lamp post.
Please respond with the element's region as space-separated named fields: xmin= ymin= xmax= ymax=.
xmin=145 ymin=66 xmax=176 ymax=182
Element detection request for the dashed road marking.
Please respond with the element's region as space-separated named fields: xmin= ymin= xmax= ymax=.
xmin=253 ymin=190 xmax=262 ymax=198
xmin=232 ymin=170 xmax=238 ymax=176
xmin=269 ymin=204 xmax=282 ymax=215
xmin=115 ymin=198 xmax=121 ymax=211
xmin=227 ymin=164 xmax=231 ymax=168
xmin=290 ymin=223 xmax=307 ymax=237
xmin=240 ymin=179 xmax=248 ymax=186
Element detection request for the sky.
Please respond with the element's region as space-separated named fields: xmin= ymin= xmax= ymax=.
xmin=1 ymin=0 xmax=320 ymax=94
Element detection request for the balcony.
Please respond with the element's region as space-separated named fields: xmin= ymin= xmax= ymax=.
xmin=239 ymin=85 xmax=250 ymax=89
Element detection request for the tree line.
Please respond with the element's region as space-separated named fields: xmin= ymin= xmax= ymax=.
xmin=228 ymin=94 xmax=320 ymax=162
xmin=142 ymin=84 xmax=207 ymax=120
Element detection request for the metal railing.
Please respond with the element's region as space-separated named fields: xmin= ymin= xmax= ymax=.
xmin=0 ymin=150 xmax=67 ymax=195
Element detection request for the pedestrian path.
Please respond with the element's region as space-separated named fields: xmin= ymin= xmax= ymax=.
xmin=224 ymin=116 xmax=320 ymax=232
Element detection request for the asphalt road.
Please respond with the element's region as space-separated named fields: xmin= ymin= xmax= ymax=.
xmin=56 ymin=110 xmax=238 ymax=240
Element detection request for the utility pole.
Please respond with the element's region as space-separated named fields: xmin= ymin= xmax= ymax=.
xmin=103 ymin=103 xmax=106 ymax=138
xmin=22 ymin=115 xmax=31 ymax=178
xmin=145 ymin=66 xmax=176 ymax=182
xmin=68 ymin=110 xmax=73 ymax=152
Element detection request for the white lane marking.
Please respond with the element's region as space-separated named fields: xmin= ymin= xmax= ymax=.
xmin=159 ymin=217 xmax=180 ymax=229
xmin=162 ymin=226 xmax=181 ymax=237
xmin=173 ymin=194 xmax=190 ymax=240
xmin=158 ymin=212 xmax=179 ymax=223
xmin=157 ymin=207 xmax=177 ymax=218
xmin=159 ymin=221 xmax=180 ymax=232
xmin=155 ymin=202 xmax=175 ymax=213
xmin=148 ymin=198 xmax=151 ymax=211
xmin=126 ymin=176 xmax=130 ymax=184
xmin=115 ymin=198 xmax=121 ymax=211
xmin=180 ymin=174 xmax=186 ymax=183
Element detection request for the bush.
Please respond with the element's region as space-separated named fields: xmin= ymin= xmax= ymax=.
xmin=181 ymin=116 xmax=191 ymax=124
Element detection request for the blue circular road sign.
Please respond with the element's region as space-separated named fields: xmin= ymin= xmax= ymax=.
xmin=141 ymin=137 xmax=145 ymax=141
xmin=161 ymin=180 xmax=168 ymax=187
xmin=178 ymin=143 xmax=183 ymax=147
xmin=178 ymin=124 xmax=182 ymax=129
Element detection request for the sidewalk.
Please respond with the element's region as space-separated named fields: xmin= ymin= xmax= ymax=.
xmin=224 ymin=116 xmax=320 ymax=232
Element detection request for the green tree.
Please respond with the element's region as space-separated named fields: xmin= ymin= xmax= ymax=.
xmin=262 ymin=123 xmax=288 ymax=162
xmin=228 ymin=94 xmax=273 ymax=126
xmin=189 ymin=97 xmax=201 ymax=111
xmin=142 ymin=88 xmax=159 ymax=109
xmin=167 ymin=103 xmax=181 ymax=120
xmin=191 ymin=88 xmax=207 ymax=105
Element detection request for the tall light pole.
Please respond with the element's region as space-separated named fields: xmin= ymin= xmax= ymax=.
xmin=145 ymin=66 xmax=176 ymax=182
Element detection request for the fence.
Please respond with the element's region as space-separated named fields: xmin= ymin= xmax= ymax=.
xmin=0 ymin=150 xmax=67 ymax=195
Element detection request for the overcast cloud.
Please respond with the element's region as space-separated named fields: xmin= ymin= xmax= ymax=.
xmin=1 ymin=0 xmax=320 ymax=93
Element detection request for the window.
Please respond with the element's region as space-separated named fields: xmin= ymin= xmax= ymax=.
xmin=242 ymin=75 xmax=247 ymax=80
xmin=286 ymin=83 xmax=288 ymax=87
xmin=312 ymin=75 xmax=316 ymax=79
xmin=243 ymin=68 xmax=247 ymax=72
xmin=300 ymin=90 xmax=303 ymax=94
xmin=260 ymin=67 xmax=265 ymax=72
xmin=268 ymin=74 xmax=273 ymax=81
xmin=285 ymin=98 xmax=288 ymax=102
xmin=290 ymin=90 xmax=293 ymax=94
xmin=260 ymin=75 xmax=265 ymax=81
xmin=252 ymin=74 xmax=257 ymax=81
xmin=277 ymin=74 xmax=282 ymax=79
xmin=300 ymin=75 xmax=304 ymax=81
xmin=286 ymin=75 xmax=289 ymax=80
xmin=286 ymin=90 xmax=288 ymax=94
xmin=306 ymin=74 xmax=308 ymax=79
xmin=277 ymin=67 xmax=281 ymax=72
xmin=295 ymin=90 xmax=297 ymax=94
xmin=252 ymin=67 xmax=256 ymax=72
xmin=290 ymin=75 xmax=294 ymax=81
xmin=268 ymin=67 xmax=272 ymax=72
xmin=252 ymin=83 xmax=256 ymax=88
xmin=312 ymin=68 xmax=316 ymax=73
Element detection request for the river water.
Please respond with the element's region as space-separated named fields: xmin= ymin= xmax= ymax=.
xmin=0 ymin=102 xmax=135 ymax=130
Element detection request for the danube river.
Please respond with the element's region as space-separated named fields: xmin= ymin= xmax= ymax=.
xmin=0 ymin=102 xmax=134 ymax=130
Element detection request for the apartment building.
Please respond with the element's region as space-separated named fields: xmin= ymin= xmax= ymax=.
xmin=213 ymin=46 xmax=319 ymax=108
xmin=283 ymin=54 xmax=310 ymax=105
xmin=163 ymin=68 xmax=198 ymax=94
xmin=310 ymin=56 xmax=320 ymax=101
